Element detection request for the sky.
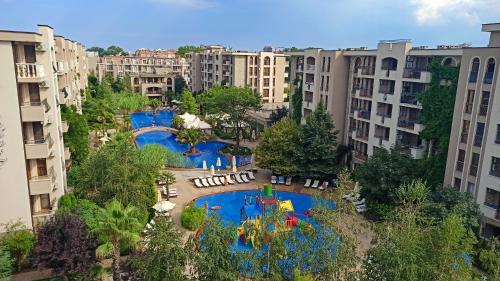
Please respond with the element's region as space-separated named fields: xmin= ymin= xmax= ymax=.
xmin=1 ymin=0 xmax=500 ymax=51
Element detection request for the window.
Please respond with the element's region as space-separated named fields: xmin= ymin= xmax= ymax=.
xmin=262 ymin=89 xmax=269 ymax=97
xmin=264 ymin=56 xmax=271 ymax=66
xmin=249 ymin=57 xmax=253 ymax=64
xmin=479 ymin=91 xmax=490 ymax=116
xmin=484 ymin=58 xmax=495 ymax=84
xmin=326 ymin=76 xmax=330 ymax=91
xmin=496 ymin=124 xmax=500 ymax=144
xmin=320 ymin=76 xmax=325 ymax=91
xmin=469 ymin=58 xmax=480 ymax=83
xmin=474 ymin=122 xmax=485 ymax=147
xmin=263 ymin=78 xmax=270 ymax=87
xmin=327 ymin=57 xmax=331 ymax=72
xmin=467 ymin=182 xmax=475 ymax=194
xmin=484 ymin=188 xmax=499 ymax=208
xmin=456 ymin=149 xmax=465 ymax=172
xmin=465 ymin=90 xmax=474 ymax=114
xmin=263 ymin=67 xmax=270 ymax=76
xmin=453 ymin=178 xmax=462 ymax=190
xmin=36 ymin=159 xmax=47 ymax=177
xmin=322 ymin=57 xmax=326 ymax=72
xmin=461 ymin=120 xmax=470 ymax=143
xmin=469 ymin=153 xmax=479 ymax=177
xmin=40 ymin=194 xmax=51 ymax=210
xmin=490 ymin=157 xmax=500 ymax=178
xmin=249 ymin=67 xmax=253 ymax=75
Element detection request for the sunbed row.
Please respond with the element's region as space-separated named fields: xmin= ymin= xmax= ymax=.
xmin=160 ymin=186 xmax=178 ymax=198
xmin=270 ymin=175 xmax=292 ymax=185
xmin=193 ymin=171 xmax=256 ymax=188
xmin=342 ymin=193 xmax=366 ymax=213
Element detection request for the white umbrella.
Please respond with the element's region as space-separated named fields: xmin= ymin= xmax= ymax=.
xmin=210 ymin=165 xmax=215 ymax=175
xmin=216 ymin=157 xmax=221 ymax=170
xmin=202 ymin=160 xmax=207 ymax=170
xmin=152 ymin=201 xmax=176 ymax=213
xmin=232 ymin=156 xmax=237 ymax=173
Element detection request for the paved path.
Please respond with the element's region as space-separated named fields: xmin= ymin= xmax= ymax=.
xmin=132 ymin=126 xmax=178 ymax=137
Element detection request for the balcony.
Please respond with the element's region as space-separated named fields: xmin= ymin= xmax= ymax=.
xmin=58 ymin=92 xmax=67 ymax=105
xmin=61 ymin=121 xmax=69 ymax=133
xmin=223 ymin=60 xmax=231 ymax=65
xmin=355 ymin=131 xmax=369 ymax=141
xmin=222 ymin=70 xmax=231 ymax=76
xmin=375 ymin=114 xmax=391 ymax=125
xmin=305 ymin=64 xmax=315 ymax=71
xmin=29 ymin=176 xmax=53 ymax=195
xmin=377 ymin=92 xmax=394 ymax=103
xmin=16 ymin=63 xmax=45 ymax=82
xmin=354 ymin=151 xmax=368 ymax=161
xmin=303 ymin=100 xmax=313 ymax=109
xmin=397 ymin=119 xmax=418 ymax=130
xmin=355 ymin=109 xmax=371 ymax=120
xmin=64 ymin=147 xmax=71 ymax=161
xmin=359 ymin=88 xmax=373 ymax=98
xmin=403 ymin=68 xmax=431 ymax=83
xmin=20 ymin=101 xmax=47 ymax=122
xmin=410 ymin=146 xmax=425 ymax=159
xmin=456 ymin=161 xmax=464 ymax=172
xmin=381 ymin=69 xmax=397 ymax=80
xmin=305 ymin=82 xmax=314 ymax=91
xmin=470 ymin=164 xmax=479 ymax=177
xmin=479 ymin=104 xmax=488 ymax=116
xmin=400 ymin=92 xmax=419 ymax=106
xmin=56 ymin=61 xmax=66 ymax=75
xmin=24 ymin=138 xmax=50 ymax=159
xmin=474 ymin=134 xmax=483 ymax=147
xmin=469 ymin=72 xmax=478 ymax=83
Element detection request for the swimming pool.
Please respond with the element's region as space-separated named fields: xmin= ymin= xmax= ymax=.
xmin=131 ymin=110 xmax=251 ymax=168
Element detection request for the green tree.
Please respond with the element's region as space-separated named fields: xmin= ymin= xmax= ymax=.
xmin=94 ymin=200 xmax=143 ymax=281
xmin=291 ymin=82 xmax=303 ymax=124
xmin=255 ymin=118 xmax=299 ymax=175
xmin=176 ymin=128 xmax=204 ymax=154
xmin=158 ymin=170 xmax=176 ymax=200
xmin=149 ymin=98 xmax=162 ymax=115
xmin=103 ymin=45 xmax=127 ymax=56
xmin=172 ymin=115 xmax=184 ymax=129
xmin=180 ymin=205 xmax=206 ymax=231
xmin=87 ymin=47 xmax=105 ymax=56
xmin=177 ymin=45 xmax=203 ymax=58
xmin=477 ymin=238 xmax=500 ymax=279
xmin=112 ymin=92 xmax=148 ymax=114
xmin=61 ymin=105 xmax=89 ymax=164
xmin=0 ymin=246 xmax=11 ymax=281
xmin=179 ymin=89 xmax=198 ymax=114
xmin=83 ymin=98 xmax=116 ymax=135
xmin=297 ymin=102 xmax=339 ymax=179
xmin=174 ymin=76 xmax=187 ymax=96
xmin=201 ymin=86 xmax=261 ymax=148
xmin=0 ymin=221 xmax=35 ymax=272
xmin=130 ymin=217 xmax=188 ymax=281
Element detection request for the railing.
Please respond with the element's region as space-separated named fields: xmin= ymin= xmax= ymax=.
xmin=356 ymin=109 xmax=371 ymax=120
xmin=465 ymin=102 xmax=473 ymax=114
xmin=479 ymin=104 xmax=488 ymax=116
xmin=24 ymin=138 xmax=46 ymax=144
xmin=306 ymin=64 xmax=315 ymax=71
xmin=469 ymin=72 xmax=478 ymax=83
xmin=297 ymin=65 xmax=304 ymax=72
xmin=305 ymin=82 xmax=313 ymax=90
xmin=379 ymin=86 xmax=394 ymax=95
xmin=304 ymin=100 xmax=312 ymax=107
xmin=460 ymin=133 xmax=468 ymax=144
xmin=16 ymin=63 xmax=44 ymax=79
xmin=403 ymin=68 xmax=424 ymax=79
xmin=356 ymin=131 xmax=369 ymax=140
xmin=22 ymin=101 xmax=42 ymax=107
xmin=398 ymin=119 xmax=416 ymax=130
xmin=489 ymin=163 xmax=500 ymax=178
xmin=400 ymin=92 xmax=418 ymax=105
xmin=354 ymin=151 xmax=368 ymax=161
xmin=456 ymin=161 xmax=464 ymax=172
xmin=469 ymin=164 xmax=478 ymax=177
xmin=474 ymin=134 xmax=483 ymax=147
xmin=359 ymin=88 xmax=373 ymax=98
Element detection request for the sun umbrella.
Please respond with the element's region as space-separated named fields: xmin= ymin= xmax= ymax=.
xmin=152 ymin=201 xmax=176 ymax=213
xmin=202 ymin=160 xmax=207 ymax=170
xmin=216 ymin=157 xmax=222 ymax=167
xmin=232 ymin=155 xmax=237 ymax=167
xmin=210 ymin=165 xmax=215 ymax=175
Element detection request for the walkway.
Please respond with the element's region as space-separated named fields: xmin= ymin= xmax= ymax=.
xmin=132 ymin=126 xmax=178 ymax=138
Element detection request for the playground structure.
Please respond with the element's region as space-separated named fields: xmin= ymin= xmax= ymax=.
xmin=236 ymin=185 xmax=311 ymax=247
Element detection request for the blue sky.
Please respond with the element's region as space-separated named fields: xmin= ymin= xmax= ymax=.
xmin=1 ymin=0 xmax=500 ymax=51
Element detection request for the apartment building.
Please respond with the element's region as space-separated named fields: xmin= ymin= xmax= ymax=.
xmin=444 ymin=23 xmax=500 ymax=238
xmin=96 ymin=49 xmax=189 ymax=100
xmin=188 ymin=46 xmax=288 ymax=103
xmin=287 ymin=49 xmax=349 ymax=139
xmin=0 ymin=25 xmax=87 ymax=231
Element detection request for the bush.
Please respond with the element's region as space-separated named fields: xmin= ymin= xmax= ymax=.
xmin=0 ymin=221 xmax=35 ymax=272
xmin=220 ymin=145 xmax=252 ymax=156
xmin=181 ymin=205 xmax=206 ymax=231
xmin=172 ymin=115 xmax=184 ymax=129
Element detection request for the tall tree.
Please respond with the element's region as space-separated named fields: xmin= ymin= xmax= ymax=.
xmin=177 ymin=45 xmax=203 ymax=58
xmin=61 ymin=105 xmax=89 ymax=164
xmin=34 ymin=214 xmax=97 ymax=280
xmin=297 ymin=102 xmax=339 ymax=178
xmin=177 ymin=128 xmax=204 ymax=154
xmin=269 ymin=106 xmax=289 ymax=124
xmin=291 ymin=82 xmax=303 ymax=124
xmin=174 ymin=76 xmax=187 ymax=96
xmin=94 ymin=201 xmax=143 ymax=281
xmin=130 ymin=217 xmax=188 ymax=281
xmin=255 ymin=118 xmax=299 ymax=175
xmin=201 ymin=86 xmax=261 ymax=149
xmin=179 ymin=89 xmax=198 ymax=114
xmin=149 ymin=98 xmax=162 ymax=115
xmin=157 ymin=170 xmax=176 ymax=200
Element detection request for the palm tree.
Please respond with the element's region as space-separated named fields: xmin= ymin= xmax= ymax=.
xmin=158 ymin=170 xmax=176 ymax=200
xmin=94 ymin=200 xmax=143 ymax=281
xmin=122 ymin=116 xmax=131 ymax=132
xmin=149 ymin=98 xmax=162 ymax=115
xmin=176 ymin=128 xmax=204 ymax=154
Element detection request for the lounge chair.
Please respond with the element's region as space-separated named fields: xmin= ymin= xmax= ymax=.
xmin=213 ymin=177 xmax=222 ymax=186
xmin=285 ymin=176 xmax=292 ymax=186
xmin=304 ymin=179 xmax=312 ymax=188
xmin=311 ymin=180 xmax=320 ymax=189
xmin=331 ymin=179 xmax=338 ymax=188
xmin=201 ymin=178 xmax=210 ymax=187
xmin=278 ymin=176 xmax=285 ymax=185
xmin=225 ymin=174 xmax=235 ymax=184
xmin=353 ymin=198 xmax=366 ymax=206
xmin=194 ymin=178 xmax=204 ymax=188
xmin=241 ymin=173 xmax=250 ymax=183
xmin=271 ymin=175 xmax=277 ymax=184
xmin=246 ymin=171 xmax=256 ymax=180
xmin=319 ymin=181 xmax=328 ymax=191
xmin=346 ymin=193 xmax=360 ymax=202
xmin=219 ymin=176 xmax=226 ymax=185
xmin=234 ymin=173 xmax=244 ymax=184
xmin=356 ymin=204 xmax=366 ymax=214
xmin=207 ymin=177 xmax=217 ymax=186
xmin=162 ymin=187 xmax=177 ymax=197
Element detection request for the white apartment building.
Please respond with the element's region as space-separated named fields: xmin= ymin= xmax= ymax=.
xmin=0 ymin=25 xmax=88 ymax=231
xmin=445 ymin=23 xmax=500 ymax=238
xmin=188 ymin=46 xmax=288 ymax=103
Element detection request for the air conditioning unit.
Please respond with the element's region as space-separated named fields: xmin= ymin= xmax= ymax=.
xmin=44 ymin=117 xmax=53 ymax=126
xmin=39 ymin=80 xmax=50 ymax=88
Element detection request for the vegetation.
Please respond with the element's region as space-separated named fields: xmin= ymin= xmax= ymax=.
xmin=179 ymin=89 xmax=198 ymax=114
xmin=34 ymin=214 xmax=97 ymax=280
xmin=175 ymin=76 xmax=187 ymax=96
xmin=269 ymin=106 xmax=289 ymax=124
xmin=130 ymin=217 xmax=188 ymax=281
xmin=177 ymin=128 xmax=204 ymax=154
xmin=158 ymin=170 xmax=176 ymax=200
xmin=255 ymin=118 xmax=299 ymax=175
xmin=111 ymin=92 xmax=148 ymax=114
xmin=61 ymin=105 xmax=89 ymax=164
xmin=180 ymin=205 xmax=206 ymax=231
xmin=172 ymin=114 xmax=184 ymax=129
xmin=0 ymin=221 xmax=35 ymax=272
xmin=291 ymin=82 xmax=302 ymax=124
xmin=94 ymin=200 xmax=143 ymax=281
xmin=177 ymin=45 xmax=203 ymax=57
xmin=87 ymin=46 xmax=128 ymax=56
xmin=0 ymin=246 xmax=11 ymax=281
xmin=477 ymin=238 xmax=500 ymax=279
xmin=201 ymin=86 xmax=261 ymax=149
xmin=219 ymin=145 xmax=252 ymax=156
xmin=149 ymin=98 xmax=162 ymax=115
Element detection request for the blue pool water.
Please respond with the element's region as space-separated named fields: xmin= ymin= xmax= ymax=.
xmin=131 ymin=110 xmax=251 ymax=168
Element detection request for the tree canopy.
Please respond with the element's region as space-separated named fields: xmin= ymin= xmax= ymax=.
xmin=87 ymin=46 xmax=128 ymax=56
xmin=177 ymin=45 xmax=203 ymax=58
xmin=291 ymin=82 xmax=303 ymax=124
xmin=61 ymin=105 xmax=89 ymax=164
xmin=179 ymin=89 xmax=198 ymax=114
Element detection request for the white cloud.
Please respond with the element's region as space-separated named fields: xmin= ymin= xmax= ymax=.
xmin=410 ymin=0 xmax=495 ymax=25
xmin=147 ymin=0 xmax=216 ymax=9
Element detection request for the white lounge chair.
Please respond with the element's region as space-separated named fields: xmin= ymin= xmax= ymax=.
xmin=353 ymin=198 xmax=366 ymax=206
xmin=162 ymin=187 xmax=177 ymax=197
xmin=278 ymin=176 xmax=285 ymax=184
xmin=225 ymin=174 xmax=235 ymax=184
xmin=207 ymin=177 xmax=217 ymax=186
xmin=219 ymin=176 xmax=226 ymax=185
xmin=241 ymin=173 xmax=250 ymax=183
xmin=285 ymin=176 xmax=292 ymax=186
xmin=271 ymin=175 xmax=277 ymax=184
xmin=356 ymin=204 xmax=366 ymax=214
xmin=246 ymin=171 xmax=256 ymax=180
xmin=214 ymin=177 xmax=223 ymax=185
xmin=311 ymin=180 xmax=320 ymax=189
xmin=194 ymin=178 xmax=204 ymax=188
xmin=234 ymin=173 xmax=244 ymax=183
xmin=319 ymin=181 xmax=328 ymax=191
xmin=304 ymin=179 xmax=312 ymax=188
xmin=201 ymin=178 xmax=210 ymax=187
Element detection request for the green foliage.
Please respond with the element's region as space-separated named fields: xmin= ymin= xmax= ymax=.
xmin=417 ymin=58 xmax=460 ymax=187
xmin=179 ymin=89 xmax=198 ymax=114
xmin=58 ymin=193 xmax=78 ymax=213
xmin=219 ymin=145 xmax=252 ymax=156
xmin=130 ymin=217 xmax=188 ymax=281
xmin=201 ymin=86 xmax=262 ymax=148
xmin=61 ymin=105 xmax=89 ymax=164
xmin=269 ymin=106 xmax=289 ymax=124
xmin=174 ymin=76 xmax=187 ymax=95
xmin=149 ymin=98 xmax=162 ymax=114
xmin=180 ymin=205 xmax=206 ymax=231
xmin=297 ymin=102 xmax=339 ymax=179
xmin=82 ymin=97 xmax=116 ymax=133
xmin=177 ymin=45 xmax=203 ymax=57
xmin=255 ymin=118 xmax=299 ymax=175
xmin=172 ymin=115 xmax=184 ymax=129
xmin=72 ymin=199 xmax=103 ymax=231
xmin=477 ymin=238 xmax=500 ymax=279
xmin=88 ymin=45 xmax=128 ymax=56
xmin=0 ymin=246 xmax=12 ymax=281
xmin=177 ymin=128 xmax=204 ymax=154
xmin=291 ymin=82 xmax=302 ymax=124
xmin=111 ymin=92 xmax=148 ymax=114
xmin=70 ymin=138 xmax=159 ymax=218
xmin=0 ymin=221 xmax=35 ymax=272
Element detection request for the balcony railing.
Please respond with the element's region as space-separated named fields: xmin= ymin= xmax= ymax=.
xmin=474 ymin=134 xmax=483 ymax=147
xmin=354 ymin=151 xmax=368 ymax=161
xmin=456 ymin=161 xmax=464 ymax=172
xmin=306 ymin=64 xmax=315 ymax=71
xmin=355 ymin=66 xmax=375 ymax=76
xmin=16 ymin=63 xmax=44 ymax=79
xmin=479 ymin=104 xmax=488 ymax=116
xmin=398 ymin=119 xmax=418 ymax=130
xmin=356 ymin=131 xmax=369 ymax=140
xmin=490 ymin=163 xmax=500 ymax=178
xmin=355 ymin=109 xmax=371 ymax=120
xmin=465 ymin=102 xmax=473 ymax=114
xmin=379 ymin=86 xmax=394 ymax=95
xmin=460 ymin=133 xmax=468 ymax=144
xmin=359 ymin=88 xmax=373 ymax=98
xmin=469 ymin=164 xmax=478 ymax=177
xmin=24 ymin=138 xmax=46 ymax=145
xmin=403 ymin=68 xmax=425 ymax=79
xmin=400 ymin=92 xmax=418 ymax=105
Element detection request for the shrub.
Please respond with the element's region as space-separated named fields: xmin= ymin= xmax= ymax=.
xmin=172 ymin=115 xmax=184 ymax=129
xmin=0 ymin=221 xmax=35 ymax=272
xmin=181 ymin=205 xmax=206 ymax=231
xmin=220 ymin=145 xmax=252 ymax=156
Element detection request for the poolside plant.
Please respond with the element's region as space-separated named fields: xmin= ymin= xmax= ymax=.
xmin=0 ymin=246 xmax=12 ymax=281
xmin=181 ymin=205 xmax=206 ymax=231
xmin=179 ymin=89 xmax=198 ymax=115
xmin=176 ymin=128 xmax=204 ymax=154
